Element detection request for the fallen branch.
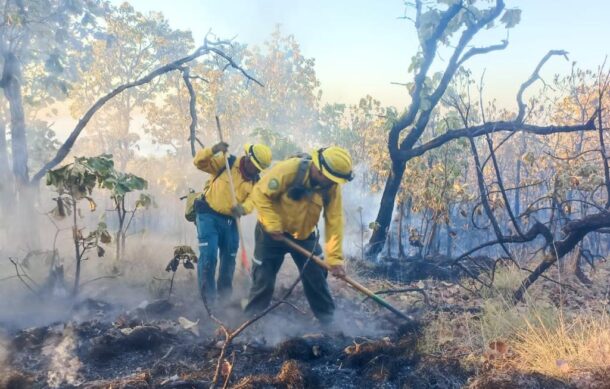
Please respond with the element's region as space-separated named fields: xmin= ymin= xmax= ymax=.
xmin=222 ymin=351 xmax=236 ymax=389
xmin=277 ymin=300 xmax=307 ymax=315
xmin=435 ymin=305 xmax=482 ymax=314
xmin=209 ymin=265 xmax=309 ymax=387
xmin=159 ymin=379 xmax=209 ymax=388
xmin=363 ymin=287 xmax=429 ymax=306
xmin=151 ymin=345 xmax=175 ymax=372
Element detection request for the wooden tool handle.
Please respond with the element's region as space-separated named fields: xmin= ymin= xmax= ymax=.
xmin=281 ymin=237 xmax=409 ymax=320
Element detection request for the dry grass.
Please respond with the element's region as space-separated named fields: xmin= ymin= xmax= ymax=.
xmin=476 ymin=264 xmax=610 ymax=377
xmin=476 ymin=294 xmax=558 ymax=346
xmin=479 ymin=263 xmax=526 ymax=300
xmin=512 ymin=310 xmax=610 ymax=377
xmin=420 ymin=261 xmax=610 ymax=380
xmin=419 ymin=311 xmax=460 ymax=354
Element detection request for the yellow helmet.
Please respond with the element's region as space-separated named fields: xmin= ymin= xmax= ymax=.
xmin=244 ymin=143 xmax=272 ymax=171
xmin=312 ymin=146 xmax=354 ymax=184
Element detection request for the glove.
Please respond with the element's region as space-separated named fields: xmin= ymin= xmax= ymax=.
xmin=230 ymin=204 xmax=247 ymax=218
xmin=329 ymin=263 xmax=346 ymax=278
xmin=212 ymin=141 xmax=229 ymax=154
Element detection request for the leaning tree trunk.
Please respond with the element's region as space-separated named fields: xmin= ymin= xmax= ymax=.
xmin=0 ymin=121 xmax=12 ymax=207
xmin=2 ymin=52 xmax=28 ymax=189
xmin=0 ymin=121 xmax=13 ymax=246
xmin=513 ymin=212 xmax=610 ymax=301
xmin=426 ymin=218 xmax=441 ymax=257
xmin=2 ymin=51 xmax=38 ymax=246
xmin=366 ymin=160 xmax=406 ymax=259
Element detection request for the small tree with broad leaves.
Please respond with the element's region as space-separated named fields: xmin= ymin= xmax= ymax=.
xmin=100 ymin=170 xmax=154 ymax=262
xmin=45 ymin=154 xmax=114 ymax=296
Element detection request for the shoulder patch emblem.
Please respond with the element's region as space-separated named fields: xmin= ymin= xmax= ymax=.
xmin=268 ymin=178 xmax=280 ymax=190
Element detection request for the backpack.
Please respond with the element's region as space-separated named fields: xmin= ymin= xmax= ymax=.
xmin=287 ymin=155 xmax=330 ymax=205
xmin=184 ymin=155 xmax=236 ymax=222
xmin=184 ymin=190 xmax=202 ymax=223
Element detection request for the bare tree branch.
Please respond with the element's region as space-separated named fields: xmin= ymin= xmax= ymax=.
xmin=388 ymin=1 xmax=464 ymax=159
xmin=180 ymin=66 xmax=199 ymax=157
xmin=544 ymin=148 xmax=601 ymax=161
xmin=397 ymin=118 xmax=596 ymax=162
xmin=457 ymin=39 xmax=508 ymax=68
xmin=468 ymin=136 xmax=513 ymax=258
xmin=484 ymin=133 xmax=525 ymax=237
xmin=399 ymin=0 xmax=506 ymax=153
xmin=513 ymin=211 xmax=610 ymax=301
xmin=596 ymin=61 xmax=610 ymax=208
xmin=8 ymin=257 xmax=39 ymax=297
xmin=516 ymin=50 xmax=568 ymax=123
xmin=31 ymin=39 xmax=262 ymax=185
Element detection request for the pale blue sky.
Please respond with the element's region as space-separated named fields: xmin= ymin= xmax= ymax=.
xmin=111 ymin=0 xmax=609 ymax=110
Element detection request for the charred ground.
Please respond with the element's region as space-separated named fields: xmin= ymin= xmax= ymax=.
xmin=2 ymin=258 xmax=609 ymax=389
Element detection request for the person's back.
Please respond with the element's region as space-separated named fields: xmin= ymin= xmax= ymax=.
xmin=244 ymin=147 xmax=353 ymax=324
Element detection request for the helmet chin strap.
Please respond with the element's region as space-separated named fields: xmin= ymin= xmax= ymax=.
xmin=311 ymin=164 xmax=334 ymax=189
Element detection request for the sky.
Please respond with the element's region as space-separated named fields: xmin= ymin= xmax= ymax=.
xmin=109 ymin=0 xmax=610 ymax=111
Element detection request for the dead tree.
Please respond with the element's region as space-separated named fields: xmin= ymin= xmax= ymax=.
xmin=366 ymin=0 xmax=596 ymax=258
xmin=450 ymin=58 xmax=610 ymax=301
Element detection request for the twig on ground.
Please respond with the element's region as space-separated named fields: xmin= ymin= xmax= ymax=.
xmin=222 ymin=351 xmax=236 ymax=389
xmin=151 ymin=345 xmax=174 ymax=372
xmin=363 ymin=287 xmax=429 ymax=306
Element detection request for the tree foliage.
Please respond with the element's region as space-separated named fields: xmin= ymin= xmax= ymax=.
xmin=70 ymin=2 xmax=193 ymax=169
xmin=45 ymin=153 xmax=114 ymax=295
xmin=100 ymin=166 xmax=153 ymax=262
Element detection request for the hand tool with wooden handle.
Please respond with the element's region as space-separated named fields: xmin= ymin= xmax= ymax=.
xmin=281 ymin=237 xmax=409 ymax=320
xmin=215 ymin=115 xmax=250 ymax=273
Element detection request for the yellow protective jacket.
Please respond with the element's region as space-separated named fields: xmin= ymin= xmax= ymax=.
xmin=250 ymin=158 xmax=344 ymax=266
xmin=193 ymin=147 xmax=256 ymax=216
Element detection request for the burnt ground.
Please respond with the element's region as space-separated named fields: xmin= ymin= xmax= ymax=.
xmin=0 ymin=300 xmax=472 ymax=389
xmin=0 ymin=263 xmax=608 ymax=389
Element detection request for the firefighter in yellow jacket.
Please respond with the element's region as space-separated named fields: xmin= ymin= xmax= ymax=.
xmin=244 ymin=146 xmax=353 ymax=324
xmin=193 ymin=142 xmax=272 ymax=304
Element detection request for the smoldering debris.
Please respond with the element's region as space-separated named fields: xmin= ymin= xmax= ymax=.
xmin=43 ymin=326 xmax=82 ymax=387
xmin=0 ymin=282 xmax=425 ymax=388
xmin=3 ymin=271 xmax=609 ymax=388
xmin=3 ymin=251 xmax=606 ymax=388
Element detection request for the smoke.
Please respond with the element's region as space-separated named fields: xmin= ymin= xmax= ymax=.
xmin=226 ymin=261 xmax=390 ymax=347
xmin=43 ymin=326 xmax=82 ymax=388
xmin=0 ymin=334 xmax=8 ymax=371
xmin=340 ymin=163 xmax=383 ymax=259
